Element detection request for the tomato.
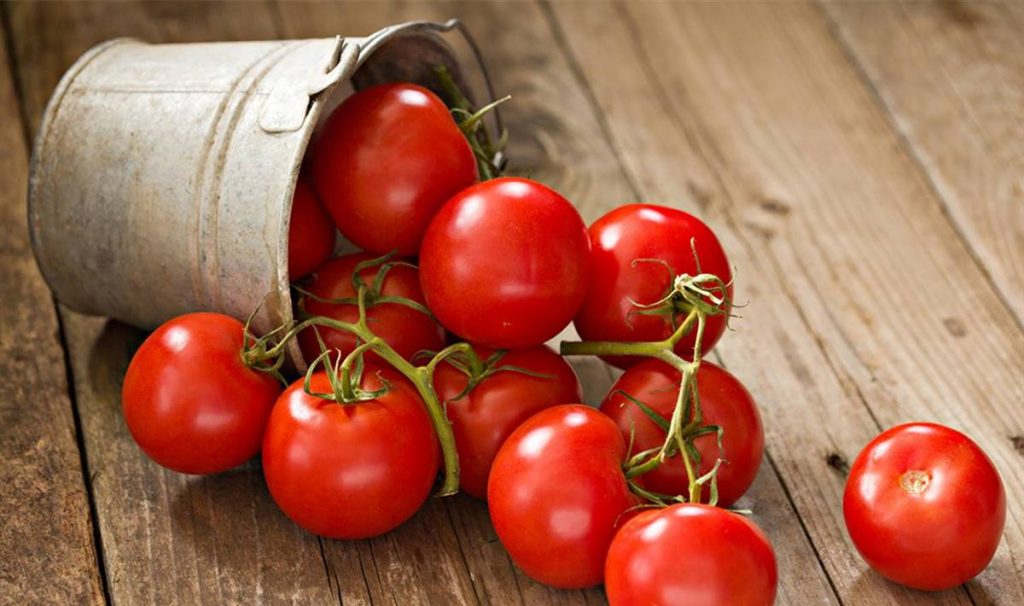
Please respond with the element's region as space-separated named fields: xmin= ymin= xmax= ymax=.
xmin=574 ymin=204 xmax=733 ymax=368
xmin=121 ymin=313 xmax=281 ymax=474
xmin=262 ymin=367 xmax=439 ymax=539
xmin=488 ymin=404 xmax=636 ymax=588
xmin=311 ymin=83 xmax=476 ymax=255
xmin=843 ymin=422 xmax=1005 ymax=591
xmin=298 ymin=252 xmax=444 ymax=364
xmin=606 ymin=503 xmax=777 ymax=606
xmin=434 ymin=345 xmax=582 ymax=499
xmin=288 ymin=176 xmax=336 ymax=280
xmin=599 ymin=359 xmax=763 ymax=506
xmin=419 ymin=177 xmax=591 ymax=349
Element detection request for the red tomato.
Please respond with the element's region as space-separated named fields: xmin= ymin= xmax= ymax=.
xmin=121 ymin=313 xmax=281 ymax=474
xmin=419 ymin=177 xmax=591 ymax=349
xmin=488 ymin=404 xmax=636 ymax=588
xmin=262 ymin=367 xmax=439 ymax=539
xmin=298 ymin=252 xmax=444 ymax=364
xmin=606 ymin=503 xmax=777 ymax=606
xmin=599 ymin=359 xmax=763 ymax=506
xmin=574 ymin=204 xmax=733 ymax=368
xmin=434 ymin=345 xmax=582 ymax=499
xmin=843 ymin=422 xmax=1005 ymax=591
xmin=311 ymin=83 xmax=476 ymax=255
xmin=287 ymin=176 xmax=336 ymax=280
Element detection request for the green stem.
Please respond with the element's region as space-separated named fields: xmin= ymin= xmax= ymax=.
xmin=561 ymin=306 xmax=713 ymax=504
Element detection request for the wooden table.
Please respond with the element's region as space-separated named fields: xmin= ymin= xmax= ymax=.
xmin=2 ymin=1 xmax=1022 ymax=604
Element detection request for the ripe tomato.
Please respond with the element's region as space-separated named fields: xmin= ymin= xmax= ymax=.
xmin=488 ymin=404 xmax=636 ymax=588
xmin=433 ymin=345 xmax=582 ymax=499
xmin=605 ymin=503 xmax=777 ymax=606
xmin=262 ymin=367 xmax=439 ymax=539
xmin=121 ymin=313 xmax=281 ymax=474
xmin=843 ymin=422 xmax=1005 ymax=591
xmin=574 ymin=204 xmax=733 ymax=368
xmin=419 ymin=177 xmax=590 ymax=349
xmin=298 ymin=252 xmax=444 ymax=364
xmin=287 ymin=176 xmax=336 ymax=280
xmin=599 ymin=359 xmax=763 ymax=506
xmin=311 ymin=83 xmax=476 ymax=255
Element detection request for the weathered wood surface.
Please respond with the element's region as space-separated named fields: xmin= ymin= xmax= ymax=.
xmin=1 ymin=1 xmax=1022 ymax=604
xmin=823 ymin=0 xmax=1024 ymax=329
xmin=0 ymin=18 xmax=105 ymax=606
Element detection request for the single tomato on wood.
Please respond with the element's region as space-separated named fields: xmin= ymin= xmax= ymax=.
xmin=843 ymin=422 xmax=1005 ymax=591
xmin=419 ymin=177 xmax=591 ymax=349
xmin=287 ymin=176 xmax=336 ymax=280
xmin=605 ymin=503 xmax=777 ymax=606
xmin=600 ymin=359 xmax=763 ymax=506
xmin=574 ymin=204 xmax=733 ymax=368
xmin=311 ymin=82 xmax=477 ymax=255
xmin=487 ymin=404 xmax=636 ymax=589
xmin=262 ymin=367 xmax=439 ymax=539
xmin=297 ymin=252 xmax=444 ymax=364
xmin=434 ymin=345 xmax=582 ymax=499
xmin=121 ymin=312 xmax=281 ymax=475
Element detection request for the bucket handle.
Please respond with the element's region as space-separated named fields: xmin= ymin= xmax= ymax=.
xmin=303 ymin=18 xmax=505 ymax=165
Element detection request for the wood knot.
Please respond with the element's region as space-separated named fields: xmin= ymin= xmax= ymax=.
xmin=940 ymin=1 xmax=983 ymax=28
xmin=825 ymin=452 xmax=850 ymax=476
xmin=1011 ymin=435 xmax=1024 ymax=455
xmin=943 ymin=317 xmax=967 ymax=338
xmin=758 ymin=196 xmax=791 ymax=216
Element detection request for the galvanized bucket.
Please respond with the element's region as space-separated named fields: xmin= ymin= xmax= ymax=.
xmin=28 ymin=19 xmax=495 ymax=368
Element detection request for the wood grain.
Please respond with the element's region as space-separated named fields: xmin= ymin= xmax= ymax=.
xmin=822 ymin=0 xmax=1024 ymax=330
xmin=549 ymin=1 xmax=1024 ymax=604
xmin=0 ymin=20 xmax=105 ymax=606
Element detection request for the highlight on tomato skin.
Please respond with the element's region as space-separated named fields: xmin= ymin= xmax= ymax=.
xmin=842 ymin=422 xmax=1006 ymax=591
xmin=605 ymin=503 xmax=777 ymax=606
xmin=121 ymin=312 xmax=282 ymax=475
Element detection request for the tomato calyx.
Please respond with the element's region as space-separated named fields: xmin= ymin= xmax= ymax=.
xmin=302 ymin=339 xmax=391 ymax=404
xmin=432 ymin=348 xmax=557 ymax=402
xmin=433 ymin=65 xmax=509 ymax=180
xmin=294 ymin=253 xmax=435 ymax=319
xmin=625 ymin=255 xmax=734 ymax=335
xmin=240 ymin=299 xmax=291 ymax=385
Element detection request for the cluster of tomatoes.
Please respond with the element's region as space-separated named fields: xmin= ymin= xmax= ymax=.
xmin=119 ymin=71 xmax=1006 ymax=604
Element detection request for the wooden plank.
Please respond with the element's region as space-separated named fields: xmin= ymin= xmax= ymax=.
xmin=0 ymin=18 xmax=106 ymax=606
xmin=8 ymin=2 xmax=340 ymax=604
xmin=822 ymin=0 xmax=1024 ymax=329
xmin=550 ymin=1 xmax=1024 ymax=603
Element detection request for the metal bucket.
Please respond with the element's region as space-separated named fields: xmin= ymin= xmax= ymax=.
xmin=28 ymin=19 xmax=491 ymax=368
